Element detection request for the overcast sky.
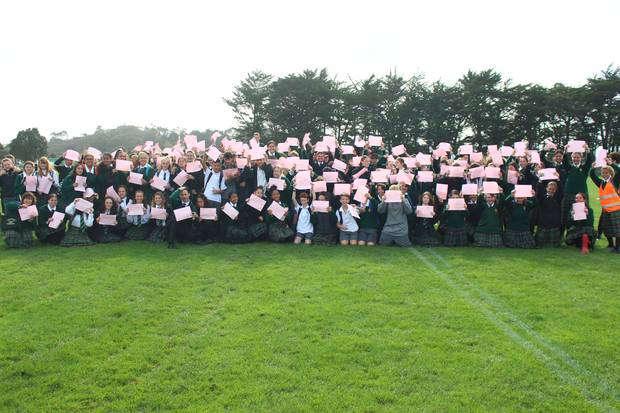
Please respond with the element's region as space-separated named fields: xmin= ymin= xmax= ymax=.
xmin=1 ymin=0 xmax=618 ymax=143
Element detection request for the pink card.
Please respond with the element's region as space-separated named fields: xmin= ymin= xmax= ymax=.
xmin=277 ymin=143 xmax=290 ymax=153
xmin=186 ymin=161 xmax=202 ymax=173
xmin=37 ymin=177 xmax=53 ymax=194
xmin=371 ymin=170 xmax=388 ymax=183
xmin=19 ymin=205 xmax=38 ymax=221
xmin=286 ymin=137 xmax=299 ymax=147
xmin=314 ymin=142 xmax=329 ymax=153
xmin=436 ymin=183 xmax=448 ymax=200
xmin=128 ymin=172 xmax=144 ymax=185
xmin=200 ymin=207 xmax=217 ymax=220
xmin=389 ymin=174 xmax=398 ymax=184
xmin=416 ymin=153 xmax=432 ymax=166
xmin=195 ymin=140 xmax=206 ymax=152
xmin=75 ymin=198 xmax=93 ymax=212
xmin=354 ymin=136 xmax=366 ymax=148
xmin=211 ymin=131 xmax=221 ymax=143
xmin=483 ymin=181 xmax=500 ymax=194
xmin=352 ymin=167 xmax=368 ymax=180
xmin=87 ymin=147 xmax=102 ymax=159
xmin=448 ymin=198 xmax=467 ymax=211
xmin=115 ymin=159 xmax=132 ymax=172
xmin=458 ymin=144 xmax=473 ymax=155
xmin=25 ymin=175 xmax=37 ymax=192
xmin=396 ymin=171 xmax=413 ymax=185
xmin=385 ymin=190 xmax=402 ymax=203
xmin=267 ymin=178 xmax=285 ymax=190
xmin=461 ymin=183 xmax=478 ymax=196
xmin=184 ymin=134 xmax=198 ymax=148
xmin=438 ymin=142 xmax=452 ymax=152
xmin=470 ymin=152 xmax=483 ymax=163
xmin=302 ymin=132 xmax=311 ymax=147
xmin=353 ymin=187 xmax=369 ymax=204
xmin=433 ymin=149 xmax=447 ymax=159
xmin=416 ymin=205 xmax=435 ymax=218
xmin=539 ymin=168 xmax=559 ymax=181
xmin=349 ymin=206 xmax=360 ymax=219
xmin=350 ymin=156 xmax=362 ymax=167
xmin=515 ymin=184 xmax=532 ymax=198
xmin=449 ymin=166 xmax=465 ymax=178
xmin=392 ymin=144 xmax=406 ymax=156
xmin=352 ymin=178 xmax=367 ymax=191
xmin=250 ymin=148 xmax=265 ymax=160
xmin=368 ymin=135 xmax=383 ymax=147
xmin=514 ymin=141 xmax=527 ymax=156
xmin=173 ymin=170 xmax=189 ymax=186
xmin=440 ymin=164 xmax=449 ymax=176
xmin=469 ymin=166 xmax=485 ymax=179
xmin=294 ymin=171 xmax=312 ymax=190
xmin=248 ymin=194 xmax=267 ymax=211
xmin=295 ymin=159 xmax=310 ymax=171
xmin=223 ymin=168 xmax=237 ymax=180
xmin=105 ymin=186 xmax=121 ymax=204
xmin=150 ymin=207 xmax=167 ymax=220
xmin=500 ymin=146 xmax=514 ymax=157
xmin=75 ymin=175 xmax=87 ymax=192
xmin=333 ymin=183 xmax=351 ymax=195
xmin=507 ymin=170 xmax=519 ymax=185
xmin=312 ymin=200 xmax=330 ymax=212
xmin=99 ymin=213 xmax=118 ymax=226
xmin=269 ymin=202 xmax=287 ymax=221
xmin=323 ymin=135 xmax=337 ymax=148
xmin=236 ymin=157 xmax=248 ymax=169
xmin=222 ymin=203 xmax=239 ymax=220
xmin=572 ymin=202 xmax=587 ymax=220
xmin=150 ymin=176 xmax=167 ymax=191
xmin=174 ymin=206 xmax=193 ymax=221
xmin=332 ymin=159 xmax=347 ymax=172
xmin=49 ymin=211 xmax=65 ymax=229
xmin=529 ymin=151 xmax=541 ymax=165
xmin=341 ymin=145 xmax=355 ymax=155
xmin=484 ymin=166 xmax=502 ymax=179
xmin=487 ymin=145 xmax=499 ymax=155
xmin=403 ymin=157 xmax=417 ymax=168
xmin=64 ymin=149 xmax=81 ymax=162
xmin=128 ymin=204 xmax=144 ymax=216
xmin=323 ymin=171 xmax=338 ymax=183
xmin=490 ymin=153 xmax=504 ymax=166
xmin=417 ymin=171 xmax=434 ymax=183
xmin=543 ymin=139 xmax=557 ymax=151
xmin=566 ymin=140 xmax=586 ymax=153
xmin=312 ymin=181 xmax=327 ymax=193
xmin=207 ymin=146 xmax=221 ymax=161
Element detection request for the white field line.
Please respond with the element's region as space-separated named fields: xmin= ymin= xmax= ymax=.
xmin=410 ymin=247 xmax=618 ymax=413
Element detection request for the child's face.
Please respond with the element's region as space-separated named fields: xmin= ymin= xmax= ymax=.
xmin=180 ymin=190 xmax=190 ymax=202
xmin=23 ymin=197 xmax=33 ymax=206
xmin=571 ymin=153 xmax=582 ymax=164
xmin=117 ymin=152 xmax=127 ymax=161
xmin=178 ymin=158 xmax=187 ymax=168
xmin=118 ymin=187 xmax=127 ymax=198
xmin=268 ymin=143 xmax=276 ymax=152
xmin=485 ymin=194 xmax=496 ymax=203
xmin=255 ymin=188 xmax=264 ymax=198
xmin=318 ymin=194 xmax=326 ymax=201
xmin=135 ymin=192 xmax=144 ymax=203
xmin=340 ymin=195 xmax=349 ymax=205
xmin=422 ymin=194 xmax=430 ymax=205
xmin=2 ymin=160 xmax=12 ymax=171
xmin=84 ymin=155 xmax=94 ymax=166
xmin=196 ymin=197 xmax=205 ymax=208
xmin=102 ymin=155 xmax=112 ymax=166
xmin=104 ymin=198 xmax=113 ymax=209
xmin=271 ymin=191 xmax=280 ymax=201
xmin=154 ymin=195 xmax=163 ymax=205
xmin=212 ymin=162 xmax=222 ymax=172
xmin=362 ymin=158 xmax=370 ymax=167
xmin=161 ymin=159 xmax=170 ymax=169
xmin=139 ymin=155 xmax=148 ymax=166
xmin=300 ymin=196 xmax=309 ymax=205
xmin=553 ymin=152 xmax=563 ymax=164
xmin=230 ymin=194 xmax=239 ymax=204
xmin=377 ymin=186 xmax=385 ymax=196
xmin=601 ymin=168 xmax=611 ymax=180
xmin=547 ymin=183 xmax=557 ymax=195
xmin=575 ymin=193 xmax=585 ymax=203
xmin=518 ymin=157 xmax=528 ymax=168
xmin=24 ymin=164 xmax=34 ymax=174
xmin=516 ymin=197 xmax=526 ymax=204
xmin=49 ymin=197 xmax=58 ymax=208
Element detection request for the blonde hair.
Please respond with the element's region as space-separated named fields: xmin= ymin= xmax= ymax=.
xmin=601 ymin=165 xmax=615 ymax=177
xmin=389 ymin=184 xmax=400 ymax=191
xmin=37 ymin=156 xmax=56 ymax=175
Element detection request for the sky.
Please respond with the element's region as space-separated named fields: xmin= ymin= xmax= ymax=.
xmin=1 ymin=0 xmax=618 ymax=143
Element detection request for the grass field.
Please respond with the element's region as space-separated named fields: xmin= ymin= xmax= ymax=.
xmin=1 ymin=182 xmax=619 ymax=412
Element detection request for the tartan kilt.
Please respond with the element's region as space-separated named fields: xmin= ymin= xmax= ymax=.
xmin=125 ymin=225 xmax=152 ymax=240
xmin=4 ymin=229 xmax=33 ymax=248
xmin=566 ymin=225 xmax=596 ymax=245
xmin=147 ymin=226 xmax=167 ymax=243
xmin=535 ymin=227 xmax=562 ymax=248
xmin=268 ymin=222 xmax=294 ymax=243
xmin=473 ymin=231 xmax=504 ymax=248
xmin=413 ymin=227 xmax=440 ymax=246
xmin=313 ymin=233 xmax=337 ymax=245
xmin=35 ymin=225 xmax=64 ymax=240
xmin=443 ymin=227 xmax=468 ymax=247
xmin=115 ymin=215 xmax=132 ymax=232
xmin=503 ymin=230 xmax=536 ymax=248
xmin=60 ymin=227 xmax=95 ymax=247
xmin=247 ymin=223 xmax=267 ymax=241
xmin=601 ymin=210 xmax=620 ymax=238
xmin=224 ymin=225 xmax=250 ymax=244
xmin=99 ymin=228 xmax=123 ymax=243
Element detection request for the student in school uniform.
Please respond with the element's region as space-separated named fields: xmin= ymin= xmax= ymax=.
xmin=125 ymin=189 xmax=152 ymax=240
xmin=54 ymin=155 xmax=75 ymax=182
xmin=13 ymin=160 xmax=37 ymax=198
xmin=1 ymin=157 xmax=20 ymax=212
xmin=35 ymin=193 xmax=66 ymax=245
xmin=201 ymin=159 xmax=227 ymax=208
xmin=3 ymin=192 xmax=37 ymax=248
xmin=412 ymin=191 xmax=440 ymax=247
xmin=113 ymin=185 xmax=132 ymax=237
xmin=377 ymin=185 xmax=413 ymax=247
xmin=244 ymin=186 xmax=268 ymax=241
xmin=95 ymin=153 xmax=115 ymax=199
xmin=265 ymin=140 xmax=284 ymax=159
xmin=292 ymin=191 xmax=313 ymax=245
xmin=219 ymin=192 xmax=250 ymax=244
xmin=60 ymin=189 xmax=96 ymax=247
xmin=82 ymin=153 xmax=98 ymax=189
xmin=112 ymin=151 xmax=131 ymax=190
xmin=192 ymin=194 xmax=218 ymax=244
xmin=240 ymin=155 xmax=273 ymax=200
xmin=335 ymin=193 xmax=359 ymax=245
xmin=167 ymin=186 xmax=199 ymax=248
xmin=503 ymin=191 xmax=536 ymax=248
xmin=35 ymin=157 xmax=60 ymax=206
xmin=590 ymin=164 xmax=620 ymax=253
xmin=472 ymin=190 xmax=504 ymax=248
xmin=565 ymin=192 xmax=596 ymax=254
xmin=535 ymin=181 xmax=563 ymax=248
xmin=59 ymin=163 xmax=88 ymax=208
xmin=440 ymin=190 xmax=469 ymax=247
xmin=311 ymin=192 xmax=338 ymax=245
xmin=93 ymin=196 xmax=122 ymax=243
xmin=147 ymin=191 xmax=169 ymax=244
xmin=169 ymin=157 xmax=194 ymax=192
xmin=151 ymin=156 xmax=173 ymax=195
xmin=357 ymin=190 xmax=380 ymax=246
xmin=265 ymin=189 xmax=294 ymax=243
xmin=561 ymin=147 xmax=593 ymax=227
xmin=129 ymin=152 xmax=155 ymax=200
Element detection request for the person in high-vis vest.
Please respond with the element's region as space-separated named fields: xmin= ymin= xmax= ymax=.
xmin=590 ymin=164 xmax=620 ymax=253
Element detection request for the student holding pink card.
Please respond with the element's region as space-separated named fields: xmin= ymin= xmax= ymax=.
xmin=534 ymin=181 xmax=563 ymax=248
xmin=35 ymin=157 xmax=60 ymax=206
xmin=13 ymin=161 xmax=37 ymax=198
xmin=219 ymin=192 xmax=250 ymax=244
xmin=412 ymin=192 xmax=440 ymax=246
xmin=192 ymin=194 xmax=219 ymax=244
xmin=3 ymin=192 xmax=38 ymax=248
xmin=357 ymin=189 xmax=380 ymax=246
xmin=565 ymin=193 xmax=595 ymax=254
xmin=335 ymin=193 xmax=359 ymax=245
xmin=265 ymin=189 xmax=294 ymax=243
xmin=377 ymin=185 xmax=412 ymax=247
xmin=167 ymin=187 xmax=199 ymax=248
xmin=244 ymin=187 xmax=268 ymax=241
xmin=93 ymin=196 xmax=122 ymax=243
xmin=291 ymin=192 xmax=314 ymax=245
xmin=125 ymin=190 xmax=152 ymax=240
xmin=61 ymin=191 xmax=96 ymax=247
xmin=310 ymin=192 xmax=338 ymax=245
xmin=502 ymin=193 xmax=536 ymax=248
xmin=59 ymin=163 xmax=88 ymax=208
xmin=147 ymin=191 xmax=169 ymax=244
xmin=472 ymin=192 xmax=504 ymax=248
xmin=441 ymin=190 xmax=469 ymax=247
xmin=35 ymin=193 xmax=66 ymax=245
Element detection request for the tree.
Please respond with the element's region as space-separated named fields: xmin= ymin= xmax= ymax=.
xmin=224 ymin=70 xmax=273 ymax=140
xmin=9 ymin=128 xmax=48 ymax=161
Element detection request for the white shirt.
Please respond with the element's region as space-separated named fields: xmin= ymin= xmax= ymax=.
xmin=155 ymin=170 xmax=170 ymax=184
xmin=127 ymin=201 xmax=151 ymax=225
xmin=65 ymin=201 xmax=94 ymax=228
xmin=203 ymin=170 xmax=227 ymax=203
xmin=296 ymin=205 xmax=313 ymax=234
xmin=338 ymin=206 xmax=359 ymax=232
xmin=256 ymin=168 xmax=267 ymax=188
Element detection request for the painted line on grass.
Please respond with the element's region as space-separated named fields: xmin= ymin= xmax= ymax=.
xmin=409 ymin=247 xmax=618 ymax=413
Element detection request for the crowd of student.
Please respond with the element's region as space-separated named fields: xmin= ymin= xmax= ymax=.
xmin=1 ymin=132 xmax=619 ymax=253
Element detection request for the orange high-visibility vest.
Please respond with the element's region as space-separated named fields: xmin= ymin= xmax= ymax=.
xmin=599 ymin=180 xmax=620 ymax=213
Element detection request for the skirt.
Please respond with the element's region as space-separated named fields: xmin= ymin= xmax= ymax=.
xmin=4 ymin=229 xmax=33 ymax=248
xmin=99 ymin=228 xmax=123 ymax=243
xmin=61 ymin=227 xmax=95 ymax=247
xmin=503 ymin=230 xmax=536 ymax=248
xmin=413 ymin=226 xmax=440 ymax=246
xmin=535 ymin=227 xmax=562 ymax=248
xmin=313 ymin=233 xmax=337 ymax=246
xmin=443 ymin=227 xmax=468 ymax=247
xmin=125 ymin=225 xmax=152 ymax=240
xmin=224 ymin=225 xmax=250 ymax=244
xmin=566 ymin=225 xmax=596 ymax=246
xmin=268 ymin=222 xmax=294 ymax=243
xmin=147 ymin=226 xmax=167 ymax=243
xmin=247 ymin=223 xmax=268 ymax=241
xmin=601 ymin=210 xmax=620 ymax=238
xmin=473 ymin=231 xmax=504 ymax=248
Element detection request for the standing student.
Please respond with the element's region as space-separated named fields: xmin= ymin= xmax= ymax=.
xmin=244 ymin=186 xmax=268 ymax=241
xmin=335 ymin=193 xmax=359 ymax=245
xmin=61 ymin=190 xmax=96 ymax=247
xmin=265 ymin=189 xmax=294 ymax=243
xmin=292 ymin=192 xmax=313 ymax=245
xmin=311 ymin=192 xmax=338 ymax=245
xmin=35 ymin=157 xmax=60 ymax=206
xmin=59 ymin=163 xmax=87 ymax=208
xmin=472 ymin=191 xmax=504 ymax=248
xmin=0 ymin=157 xmax=20 ymax=212
xmin=590 ymin=164 xmax=620 ymax=253
xmin=129 ymin=152 xmax=155 ymax=200
xmin=357 ymin=191 xmax=380 ymax=246
xmin=441 ymin=190 xmax=469 ymax=247
xmin=562 ymin=148 xmax=593 ymax=227
xmin=202 ymin=159 xmax=227 ymax=207
xmin=3 ymin=192 xmax=37 ymax=248
xmin=565 ymin=192 xmax=595 ymax=254
xmin=95 ymin=153 xmax=115 ymax=199
xmin=535 ymin=181 xmax=563 ymax=248
xmin=13 ymin=161 xmax=36 ymax=197
xmin=151 ymin=157 xmax=173 ymax=195
xmin=167 ymin=187 xmax=199 ymax=248
xmin=413 ymin=191 xmax=440 ymax=247
xmin=377 ymin=185 xmax=413 ymax=247
xmin=93 ymin=196 xmax=122 ymax=243
xmin=147 ymin=191 xmax=168 ymax=244
xmin=54 ymin=154 xmax=75 ymax=182
xmin=36 ymin=193 xmax=66 ymax=245
xmin=82 ymin=153 xmax=98 ymax=189
xmin=125 ymin=189 xmax=152 ymax=240
xmin=503 ymin=191 xmax=536 ymax=249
